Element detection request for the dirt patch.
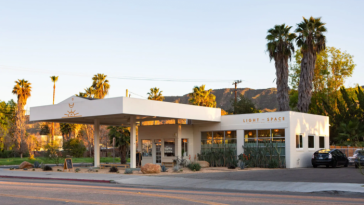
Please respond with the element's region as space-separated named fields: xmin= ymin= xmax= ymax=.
xmin=11 ymin=166 xmax=282 ymax=175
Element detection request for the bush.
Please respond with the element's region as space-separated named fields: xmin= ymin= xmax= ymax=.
xmin=187 ymin=163 xmax=201 ymax=171
xmin=75 ymin=168 xmax=81 ymax=172
xmin=228 ymin=165 xmax=236 ymax=169
xmin=109 ymin=166 xmax=118 ymax=173
xmin=124 ymin=168 xmax=133 ymax=174
xmin=34 ymin=161 xmax=40 ymax=168
xmin=63 ymin=139 xmax=87 ymax=158
xmin=43 ymin=165 xmax=53 ymax=171
xmin=44 ymin=142 xmax=61 ymax=165
xmin=160 ymin=165 xmax=168 ymax=172
xmin=0 ymin=150 xmax=14 ymax=158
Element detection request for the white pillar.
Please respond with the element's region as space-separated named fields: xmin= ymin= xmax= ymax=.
xmin=177 ymin=125 xmax=182 ymax=158
xmin=130 ymin=116 xmax=136 ymax=168
xmin=94 ymin=119 xmax=100 ymax=167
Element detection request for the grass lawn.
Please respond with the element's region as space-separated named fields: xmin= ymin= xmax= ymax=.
xmin=0 ymin=157 xmax=130 ymax=166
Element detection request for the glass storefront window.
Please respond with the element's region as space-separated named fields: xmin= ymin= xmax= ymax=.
xmin=258 ymin=130 xmax=270 ymax=138
xmin=142 ymin=140 xmax=152 ymax=157
xmin=201 ymin=131 xmax=237 ymax=152
xmin=201 ymin=132 xmax=213 ymax=140
xmin=244 ymin=130 xmax=256 ymax=142
xmin=164 ymin=139 xmax=175 ymax=157
xmin=181 ymin=139 xmax=188 ymax=157
xmin=272 ymin=129 xmax=285 ymax=138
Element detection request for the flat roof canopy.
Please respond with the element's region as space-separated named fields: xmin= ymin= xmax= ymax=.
xmin=29 ymin=96 xmax=221 ymax=125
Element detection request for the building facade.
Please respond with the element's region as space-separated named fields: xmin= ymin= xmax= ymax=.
xmin=138 ymin=111 xmax=329 ymax=168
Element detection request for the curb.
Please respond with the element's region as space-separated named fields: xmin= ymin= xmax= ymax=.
xmin=0 ymin=175 xmax=111 ymax=183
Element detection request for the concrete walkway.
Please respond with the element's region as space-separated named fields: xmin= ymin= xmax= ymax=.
xmin=1 ymin=169 xmax=363 ymax=193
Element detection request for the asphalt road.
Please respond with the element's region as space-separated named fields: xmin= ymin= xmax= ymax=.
xmin=164 ymin=167 xmax=364 ymax=183
xmin=0 ymin=178 xmax=364 ymax=205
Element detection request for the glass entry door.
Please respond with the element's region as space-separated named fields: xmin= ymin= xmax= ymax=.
xmin=154 ymin=139 xmax=162 ymax=164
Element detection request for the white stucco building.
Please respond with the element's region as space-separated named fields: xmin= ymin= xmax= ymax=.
xmin=30 ymin=96 xmax=329 ymax=169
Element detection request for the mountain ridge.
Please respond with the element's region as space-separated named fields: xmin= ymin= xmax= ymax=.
xmin=164 ymin=87 xmax=279 ymax=112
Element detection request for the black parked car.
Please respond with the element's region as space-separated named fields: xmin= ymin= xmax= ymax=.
xmin=354 ymin=150 xmax=364 ymax=168
xmin=312 ymin=149 xmax=349 ymax=168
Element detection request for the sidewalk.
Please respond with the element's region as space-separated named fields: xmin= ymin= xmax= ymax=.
xmin=1 ymin=169 xmax=363 ymax=193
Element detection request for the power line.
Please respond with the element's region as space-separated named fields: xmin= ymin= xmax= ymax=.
xmin=0 ymin=65 xmax=237 ymax=83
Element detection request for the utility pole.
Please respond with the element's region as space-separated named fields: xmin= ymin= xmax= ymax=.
xmin=232 ymin=80 xmax=242 ymax=114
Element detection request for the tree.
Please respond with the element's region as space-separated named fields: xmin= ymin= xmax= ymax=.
xmin=321 ymin=86 xmax=364 ymax=146
xmin=50 ymin=76 xmax=59 ymax=145
xmin=266 ymin=24 xmax=296 ymax=111
xmin=189 ymin=85 xmax=216 ymax=108
xmin=147 ymin=87 xmax=165 ymax=101
xmin=60 ymin=123 xmax=72 ymax=143
xmin=92 ymin=73 xmax=110 ymax=99
xmin=108 ymin=126 xmax=130 ymax=164
xmin=0 ymin=100 xmax=16 ymax=151
xmin=12 ymin=79 xmax=32 ymax=157
xmin=229 ymin=94 xmax=260 ymax=114
xmin=295 ymin=17 xmax=327 ymax=113
xmin=63 ymin=138 xmax=87 ymax=158
xmin=81 ymin=124 xmax=94 ymax=157
xmin=289 ymin=47 xmax=355 ymax=112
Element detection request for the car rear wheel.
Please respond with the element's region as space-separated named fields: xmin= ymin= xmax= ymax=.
xmin=313 ymin=164 xmax=317 ymax=168
xmin=332 ymin=161 xmax=338 ymax=168
xmin=355 ymin=164 xmax=359 ymax=168
xmin=326 ymin=165 xmax=329 ymax=168
xmin=344 ymin=160 xmax=348 ymax=167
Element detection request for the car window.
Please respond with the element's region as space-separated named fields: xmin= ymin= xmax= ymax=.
xmin=333 ymin=150 xmax=341 ymax=156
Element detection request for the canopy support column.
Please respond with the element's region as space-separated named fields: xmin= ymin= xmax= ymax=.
xmin=130 ymin=116 xmax=136 ymax=168
xmin=94 ymin=119 xmax=100 ymax=167
xmin=177 ymin=125 xmax=182 ymax=159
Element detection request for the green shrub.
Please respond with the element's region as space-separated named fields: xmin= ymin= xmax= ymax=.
xmin=187 ymin=163 xmax=201 ymax=171
xmin=198 ymin=147 xmax=237 ymax=167
xmin=75 ymin=168 xmax=81 ymax=172
xmin=63 ymin=139 xmax=87 ymax=158
xmin=124 ymin=168 xmax=132 ymax=174
xmin=160 ymin=165 xmax=168 ymax=172
xmin=44 ymin=142 xmax=61 ymax=165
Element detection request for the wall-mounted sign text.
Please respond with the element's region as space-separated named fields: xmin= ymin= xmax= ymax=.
xmin=242 ymin=116 xmax=285 ymax=123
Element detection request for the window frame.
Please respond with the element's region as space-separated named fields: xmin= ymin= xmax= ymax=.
xmin=141 ymin=139 xmax=153 ymax=157
xmin=319 ymin=136 xmax=325 ymax=149
xmin=164 ymin=138 xmax=175 ymax=157
xmin=308 ymin=135 xmax=315 ymax=149
xmin=200 ymin=130 xmax=237 ymax=152
xmin=296 ymin=134 xmax=303 ymax=149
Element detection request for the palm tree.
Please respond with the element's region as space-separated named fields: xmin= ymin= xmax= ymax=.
xmin=92 ymin=73 xmax=110 ymax=99
xmin=266 ymin=24 xmax=296 ymax=111
xmin=50 ymin=76 xmax=59 ymax=144
xmin=147 ymin=87 xmax=165 ymax=101
xmin=107 ymin=126 xmax=130 ymax=164
xmin=75 ymin=92 xmax=88 ymax=98
xmin=295 ymin=17 xmax=327 ymax=112
xmin=189 ymin=85 xmax=216 ymax=108
xmin=12 ymin=79 xmax=32 ymax=157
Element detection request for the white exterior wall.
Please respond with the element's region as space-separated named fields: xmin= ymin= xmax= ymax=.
xmin=191 ymin=111 xmax=328 ymax=168
xmin=136 ymin=111 xmax=329 ymax=169
xmin=138 ymin=124 xmax=194 ymax=166
xmin=193 ymin=112 xmax=290 ymax=157
xmin=288 ymin=112 xmax=329 ymax=168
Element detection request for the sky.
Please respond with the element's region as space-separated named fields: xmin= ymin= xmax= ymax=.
xmin=0 ymin=0 xmax=363 ymax=109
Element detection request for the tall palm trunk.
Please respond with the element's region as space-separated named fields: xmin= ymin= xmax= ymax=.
xmin=51 ymin=83 xmax=55 ymax=145
xmin=275 ymin=58 xmax=290 ymax=111
xmin=120 ymin=145 xmax=127 ymax=164
xmin=297 ymin=52 xmax=316 ymax=112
